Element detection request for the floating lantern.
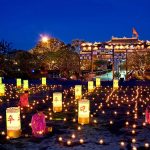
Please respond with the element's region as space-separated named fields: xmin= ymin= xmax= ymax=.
xmin=16 ymin=78 xmax=21 ymax=88
xmin=42 ymin=77 xmax=46 ymax=86
xmin=88 ymin=81 xmax=94 ymax=92
xmin=78 ymin=99 xmax=90 ymax=124
xmin=0 ymin=84 xmax=5 ymax=96
xmin=145 ymin=106 xmax=150 ymax=124
xmin=23 ymin=80 xmax=29 ymax=90
xmin=53 ymin=92 xmax=62 ymax=112
xmin=113 ymin=79 xmax=118 ymax=89
xmin=96 ymin=77 xmax=101 ymax=87
xmin=75 ymin=85 xmax=82 ymax=99
xmin=6 ymin=107 xmax=21 ymax=138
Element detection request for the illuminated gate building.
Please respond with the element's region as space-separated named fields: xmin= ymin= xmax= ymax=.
xmin=80 ymin=36 xmax=150 ymax=79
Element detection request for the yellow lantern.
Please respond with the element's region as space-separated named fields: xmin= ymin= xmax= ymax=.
xmin=23 ymin=80 xmax=29 ymax=90
xmin=113 ymin=79 xmax=118 ymax=89
xmin=42 ymin=77 xmax=46 ymax=86
xmin=0 ymin=84 xmax=5 ymax=96
xmin=6 ymin=107 xmax=21 ymax=138
xmin=53 ymin=92 xmax=62 ymax=112
xmin=75 ymin=85 xmax=82 ymax=99
xmin=88 ymin=81 xmax=94 ymax=92
xmin=16 ymin=78 xmax=21 ymax=88
xmin=78 ymin=99 xmax=90 ymax=124
xmin=96 ymin=77 xmax=101 ymax=87
xmin=0 ymin=77 xmax=2 ymax=84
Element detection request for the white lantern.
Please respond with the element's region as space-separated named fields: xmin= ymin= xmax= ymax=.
xmin=113 ymin=79 xmax=118 ymax=89
xmin=42 ymin=77 xmax=46 ymax=86
xmin=16 ymin=78 xmax=21 ymax=88
xmin=88 ymin=81 xmax=94 ymax=92
xmin=78 ymin=99 xmax=90 ymax=124
xmin=0 ymin=84 xmax=5 ymax=96
xmin=53 ymin=92 xmax=62 ymax=112
xmin=6 ymin=107 xmax=21 ymax=138
xmin=75 ymin=85 xmax=82 ymax=99
xmin=96 ymin=77 xmax=101 ymax=87
xmin=23 ymin=80 xmax=29 ymax=90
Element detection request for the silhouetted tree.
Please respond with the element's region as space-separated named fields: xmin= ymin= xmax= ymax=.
xmin=0 ymin=40 xmax=13 ymax=54
xmin=57 ymin=44 xmax=80 ymax=77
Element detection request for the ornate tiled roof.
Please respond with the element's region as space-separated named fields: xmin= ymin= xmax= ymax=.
xmin=107 ymin=37 xmax=143 ymax=45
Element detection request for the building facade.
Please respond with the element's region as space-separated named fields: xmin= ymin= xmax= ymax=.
xmin=80 ymin=37 xmax=150 ymax=76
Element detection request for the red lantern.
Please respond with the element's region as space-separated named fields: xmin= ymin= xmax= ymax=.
xmin=145 ymin=106 xmax=150 ymax=124
xmin=19 ymin=92 xmax=29 ymax=107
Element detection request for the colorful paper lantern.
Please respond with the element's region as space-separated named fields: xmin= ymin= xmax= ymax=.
xmin=42 ymin=77 xmax=46 ymax=86
xmin=16 ymin=78 xmax=21 ymax=88
xmin=113 ymin=79 xmax=118 ymax=89
xmin=145 ymin=106 xmax=150 ymax=124
xmin=53 ymin=92 xmax=62 ymax=112
xmin=0 ymin=84 xmax=5 ymax=96
xmin=78 ymin=99 xmax=90 ymax=124
xmin=6 ymin=107 xmax=21 ymax=138
xmin=19 ymin=92 xmax=29 ymax=107
xmin=75 ymin=85 xmax=82 ymax=99
xmin=96 ymin=77 xmax=101 ymax=87
xmin=31 ymin=112 xmax=46 ymax=138
xmin=23 ymin=80 xmax=29 ymax=90
xmin=88 ymin=81 xmax=94 ymax=92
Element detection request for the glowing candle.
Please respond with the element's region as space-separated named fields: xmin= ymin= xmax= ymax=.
xmin=0 ymin=77 xmax=2 ymax=84
xmin=88 ymin=81 xmax=94 ymax=92
xmin=16 ymin=79 xmax=21 ymax=88
xmin=96 ymin=77 xmax=101 ymax=87
xmin=6 ymin=107 xmax=21 ymax=138
xmin=23 ymin=80 xmax=29 ymax=90
xmin=53 ymin=92 xmax=62 ymax=112
xmin=113 ymin=79 xmax=118 ymax=89
xmin=0 ymin=84 xmax=5 ymax=96
xmin=78 ymin=99 xmax=90 ymax=124
xmin=75 ymin=85 xmax=82 ymax=99
xmin=42 ymin=77 xmax=46 ymax=86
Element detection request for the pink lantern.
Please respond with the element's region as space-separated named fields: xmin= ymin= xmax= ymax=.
xmin=19 ymin=92 xmax=29 ymax=107
xmin=145 ymin=106 xmax=150 ymax=124
xmin=31 ymin=112 xmax=46 ymax=137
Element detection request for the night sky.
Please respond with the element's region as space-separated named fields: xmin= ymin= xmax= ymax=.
xmin=0 ymin=0 xmax=150 ymax=50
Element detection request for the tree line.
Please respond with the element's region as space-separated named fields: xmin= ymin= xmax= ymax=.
xmin=0 ymin=38 xmax=82 ymax=79
xmin=0 ymin=38 xmax=150 ymax=80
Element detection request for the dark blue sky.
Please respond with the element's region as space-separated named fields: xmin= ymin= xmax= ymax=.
xmin=0 ymin=0 xmax=150 ymax=50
